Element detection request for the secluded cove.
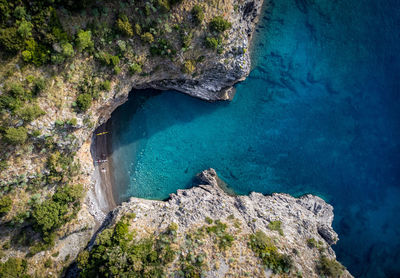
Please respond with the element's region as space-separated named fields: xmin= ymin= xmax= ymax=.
xmin=109 ymin=0 xmax=400 ymax=277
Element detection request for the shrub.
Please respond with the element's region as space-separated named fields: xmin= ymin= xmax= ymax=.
xmin=17 ymin=19 xmax=33 ymax=38
xmin=307 ymin=238 xmax=318 ymax=248
xmin=76 ymin=93 xmax=92 ymax=112
xmin=317 ymin=256 xmax=345 ymax=277
xmin=192 ymin=5 xmax=204 ymax=25
xmin=150 ymin=39 xmax=176 ymax=57
xmin=61 ymin=42 xmax=74 ymax=57
xmin=0 ymin=195 xmax=12 ymax=216
xmin=14 ymin=6 xmax=26 ymax=20
xmin=101 ymin=80 xmax=111 ymax=91
xmin=0 ymin=27 xmax=24 ymax=53
xmin=135 ymin=23 xmax=142 ymax=35
xmin=209 ymin=16 xmax=232 ymax=33
xmin=248 ymin=230 xmax=292 ymax=274
xmin=4 ymin=127 xmax=28 ymax=145
xmin=16 ymin=104 xmax=45 ymax=122
xmin=0 ymin=258 xmax=30 ymax=277
xmin=141 ymin=32 xmax=154 ymax=44
xmin=268 ymin=220 xmax=284 ymax=236
xmin=44 ymin=258 xmax=52 ymax=268
xmin=23 ymin=38 xmax=50 ymax=66
xmin=157 ymin=0 xmax=170 ymax=12
xmin=205 ymin=36 xmax=221 ymax=50
xmin=33 ymin=77 xmax=46 ymax=95
xmin=116 ymin=15 xmax=133 ymax=37
xmin=129 ymin=62 xmax=142 ymax=74
xmin=22 ymin=50 xmax=33 ymax=62
xmin=32 ymin=184 xmax=83 ymax=239
xmin=76 ymin=30 xmax=94 ymax=51
xmin=182 ymin=60 xmax=195 ymax=74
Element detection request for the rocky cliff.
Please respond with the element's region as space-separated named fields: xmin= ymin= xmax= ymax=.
xmin=81 ymin=169 xmax=352 ymax=277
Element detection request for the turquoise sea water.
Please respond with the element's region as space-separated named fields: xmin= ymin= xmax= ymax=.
xmin=111 ymin=0 xmax=400 ymax=277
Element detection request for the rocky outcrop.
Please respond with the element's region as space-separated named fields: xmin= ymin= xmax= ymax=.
xmin=105 ymin=169 xmax=352 ymax=277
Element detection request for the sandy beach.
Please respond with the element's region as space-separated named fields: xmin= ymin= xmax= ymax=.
xmin=91 ymin=121 xmax=117 ymax=212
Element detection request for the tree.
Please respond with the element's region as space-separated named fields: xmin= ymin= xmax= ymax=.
xmin=4 ymin=127 xmax=28 ymax=145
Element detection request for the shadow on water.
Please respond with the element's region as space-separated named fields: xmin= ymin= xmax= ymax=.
xmin=110 ymin=88 xmax=228 ymax=152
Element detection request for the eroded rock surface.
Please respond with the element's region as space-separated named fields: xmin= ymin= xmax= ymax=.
xmin=102 ymin=169 xmax=353 ymax=277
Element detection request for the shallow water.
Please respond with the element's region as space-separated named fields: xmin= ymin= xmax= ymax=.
xmin=111 ymin=0 xmax=400 ymax=276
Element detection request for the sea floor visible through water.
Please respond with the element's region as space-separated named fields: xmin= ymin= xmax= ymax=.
xmin=110 ymin=0 xmax=400 ymax=277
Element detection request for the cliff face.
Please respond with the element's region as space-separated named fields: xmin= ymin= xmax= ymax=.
xmin=86 ymin=169 xmax=352 ymax=277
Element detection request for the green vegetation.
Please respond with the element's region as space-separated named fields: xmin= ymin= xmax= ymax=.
xmin=209 ymin=16 xmax=232 ymax=33
xmin=268 ymin=220 xmax=284 ymax=236
xmin=76 ymin=30 xmax=94 ymax=52
xmin=32 ymin=184 xmax=83 ymax=245
xmin=4 ymin=127 xmax=28 ymax=145
xmin=76 ymin=93 xmax=92 ymax=112
xmin=78 ymin=220 xmax=178 ymax=277
xmin=206 ymin=220 xmax=235 ymax=250
xmin=0 ymin=195 xmax=12 ymax=216
xmin=129 ymin=62 xmax=143 ymax=74
xmin=317 ymin=256 xmax=345 ymax=277
xmin=192 ymin=5 xmax=204 ymax=25
xmin=116 ymin=15 xmax=133 ymax=37
xmin=205 ymin=36 xmax=221 ymax=50
xmin=248 ymin=230 xmax=292 ymax=274
xmin=0 ymin=257 xmax=31 ymax=278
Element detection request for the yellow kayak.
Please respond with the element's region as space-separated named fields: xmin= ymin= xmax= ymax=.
xmin=96 ymin=131 xmax=109 ymax=136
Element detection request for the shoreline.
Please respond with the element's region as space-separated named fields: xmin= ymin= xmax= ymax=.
xmin=91 ymin=120 xmax=117 ymax=214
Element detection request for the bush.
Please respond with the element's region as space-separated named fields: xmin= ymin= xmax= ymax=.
xmin=78 ymin=220 xmax=177 ymax=277
xmin=16 ymin=104 xmax=45 ymax=122
xmin=61 ymin=42 xmax=74 ymax=57
xmin=150 ymin=39 xmax=176 ymax=57
xmin=182 ymin=60 xmax=195 ymax=74
xmin=116 ymin=15 xmax=133 ymax=37
xmin=135 ymin=23 xmax=142 ymax=35
xmin=4 ymin=127 xmax=28 ymax=145
xmin=76 ymin=93 xmax=92 ymax=112
xmin=205 ymin=36 xmax=221 ymax=50
xmin=129 ymin=62 xmax=142 ymax=74
xmin=0 ymin=27 xmax=24 ymax=53
xmin=307 ymin=238 xmax=318 ymax=248
xmin=141 ymin=32 xmax=154 ymax=44
xmin=0 ymin=258 xmax=30 ymax=277
xmin=101 ymin=80 xmax=111 ymax=91
xmin=157 ymin=0 xmax=170 ymax=12
xmin=14 ymin=6 xmax=26 ymax=20
xmin=76 ymin=30 xmax=93 ymax=52
xmin=209 ymin=16 xmax=232 ymax=33
xmin=192 ymin=5 xmax=204 ymax=25
xmin=268 ymin=220 xmax=284 ymax=236
xmin=17 ymin=19 xmax=33 ymax=38
xmin=32 ymin=184 xmax=83 ymax=239
xmin=33 ymin=77 xmax=46 ymax=95
xmin=248 ymin=230 xmax=292 ymax=274
xmin=317 ymin=256 xmax=345 ymax=277
xmin=0 ymin=195 xmax=12 ymax=216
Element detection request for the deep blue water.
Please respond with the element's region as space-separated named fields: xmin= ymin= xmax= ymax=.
xmin=110 ymin=0 xmax=400 ymax=277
